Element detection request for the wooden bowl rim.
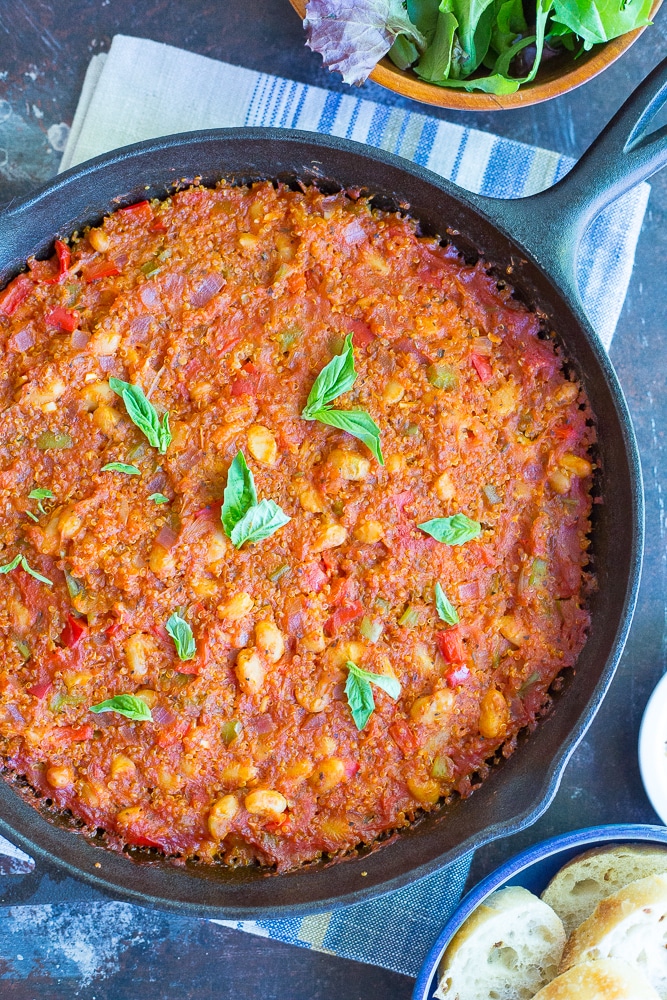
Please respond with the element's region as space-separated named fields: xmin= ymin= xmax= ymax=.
xmin=289 ymin=0 xmax=662 ymax=111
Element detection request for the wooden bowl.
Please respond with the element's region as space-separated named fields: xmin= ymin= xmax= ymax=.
xmin=289 ymin=0 xmax=662 ymax=111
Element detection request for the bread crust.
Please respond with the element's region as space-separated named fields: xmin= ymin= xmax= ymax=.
xmin=532 ymin=959 xmax=660 ymax=999
xmin=435 ymin=885 xmax=565 ymax=1000
xmin=542 ymin=846 xmax=667 ymax=937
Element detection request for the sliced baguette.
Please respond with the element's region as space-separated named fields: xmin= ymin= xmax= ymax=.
xmin=560 ymin=873 xmax=667 ymax=999
xmin=532 ymin=958 xmax=660 ymax=999
xmin=542 ymin=846 xmax=667 ymax=937
xmin=434 ymin=885 xmax=565 ymax=1000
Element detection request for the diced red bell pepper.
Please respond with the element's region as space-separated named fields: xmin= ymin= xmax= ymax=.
xmin=194 ymin=500 xmax=223 ymax=521
xmin=125 ymin=833 xmax=163 ymax=849
xmin=53 ymin=724 xmax=94 ymax=743
xmin=105 ymin=621 xmax=123 ymax=640
xmin=348 ymin=319 xmax=375 ymax=349
xmin=27 ymin=680 xmax=53 ymax=700
xmin=61 ymin=614 xmax=87 ymax=648
xmin=149 ymin=218 xmax=168 ymax=233
xmin=330 ymin=576 xmax=357 ymax=605
xmin=46 ymin=306 xmax=79 ymax=332
xmin=389 ymin=718 xmax=417 ymax=757
xmin=0 ymin=274 xmax=33 ymax=316
xmin=43 ymin=240 xmax=71 ymax=284
xmin=230 ymin=362 xmax=261 ymax=397
xmin=436 ymin=627 xmax=466 ymax=664
xmin=343 ymin=760 xmax=360 ymax=779
xmin=445 ymin=664 xmax=471 ymax=687
xmin=324 ymin=600 xmax=364 ymax=637
xmin=471 ymin=353 xmax=494 ymax=383
xmin=297 ymin=562 xmax=328 ymax=594
xmin=83 ymin=259 xmax=121 ymax=282
xmin=118 ymin=199 xmax=153 ymax=222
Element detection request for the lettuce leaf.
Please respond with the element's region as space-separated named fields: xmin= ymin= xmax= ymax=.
xmin=551 ymin=0 xmax=652 ymax=48
xmin=304 ymin=0 xmax=426 ymax=84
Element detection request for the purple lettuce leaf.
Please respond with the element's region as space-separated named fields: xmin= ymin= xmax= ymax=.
xmin=304 ymin=0 xmax=426 ymax=85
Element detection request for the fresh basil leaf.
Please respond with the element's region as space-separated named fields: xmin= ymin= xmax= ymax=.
xmin=311 ymin=408 xmax=384 ymax=465
xmin=221 ymin=451 xmax=258 ymax=538
xmin=165 ymin=612 xmax=196 ymax=661
xmin=90 ymin=694 xmax=153 ymax=721
xmin=304 ymin=0 xmax=426 ymax=86
xmin=20 ymin=557 xmax=53 ymax=586
xmin=414 ymin=9 xmax=458 ymax=81
xmin=148 ymin=493 xmax=170 ymax=505
xmin=345 ymin=660 xmax=401 ymax=730
xmin=229 ymin=498 xmax=291 ymax=550
xmin=0 ymin=554 xmax=52 ymax=585
xmin=302 ymin=334 xmax=357 ymax=418
xmin=28 ymin=488 xmax=54 ymax=501
xmin=345 ymin=669 xmax=375 ymax=731
xmin=418 ymin=513 xmax=481 ymax=544
xmin=551 ymin=0 xmax=651 ymax=48
xmin=0 ymin=555 xmax=22 ymax=574
xmin=102 ymin=462 xmax=141 ymax=475
xmin=435 ymin=582 xmax=460 ymax=624
xmin=109 ymin=377 xmax=172 ymax=454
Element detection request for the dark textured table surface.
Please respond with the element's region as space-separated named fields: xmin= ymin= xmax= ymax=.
xmin=0 ymin=2 xmax=666 ymax=997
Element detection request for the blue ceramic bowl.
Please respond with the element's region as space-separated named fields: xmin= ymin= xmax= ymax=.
xmin=413 ymin=824 xmax=667 ymax=1000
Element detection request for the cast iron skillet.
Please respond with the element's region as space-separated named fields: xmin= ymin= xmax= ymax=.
xmin=0 ymin=60 xmax=665 ymax=920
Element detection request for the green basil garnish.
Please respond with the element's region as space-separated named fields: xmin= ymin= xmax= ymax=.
xmin=230 ymin=499 xmax=291 ymax=549
xmin=221 ymin=451 xmax=257 ymax=537
xmin=435 ymin=582 xmax=459 ymax=625
xmin=28 ymin=487 xmax=54 ymax=515
xmin=0 ymin=554 xmax=52 ymax=586
xmin=345 ymin=660 xmax=401 ymax=731
xmin=102 ymin=462 xmax=141 ymax=475
xmin=301 ymin=334 xmax=384 ymax=464
xmin=165 ymin=612 xmax=196 ymax=661
xmin=221 ymin=450 xmax=290 ymax=549
xmin=148 ymin=493 xmax=170 ymax=505
xmin=90 ymin=694 xmax=153 ymax=721
xmin=109 ymin=377 xmax=171 ymax=454
xmin=418 ymin=513 xmax=481 ymax=545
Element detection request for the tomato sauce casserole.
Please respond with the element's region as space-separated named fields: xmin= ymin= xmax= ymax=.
xmin=0 ymin=181 xmax=595 ymax=870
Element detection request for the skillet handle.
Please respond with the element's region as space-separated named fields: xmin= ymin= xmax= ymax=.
xmin=472 ymin=56 xmax=667 ymax=308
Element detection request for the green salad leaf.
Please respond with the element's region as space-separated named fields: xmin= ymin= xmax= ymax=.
xmin=109 ymin=377 xmax=171 ymax=454
xmin=345 ymin=660 xmax=401 ymax=730
xmin=551 ymin=0 xmax=652 ymax=48
xmin=306 ymin=0 xmax=653 ymax=95
xmin=90 ymin=694 xmax=153 ymax=721
xmin=165 ymin=612 xmax=196 ymax=661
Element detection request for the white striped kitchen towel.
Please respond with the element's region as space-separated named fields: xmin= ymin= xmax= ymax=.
xmin=29 ymin=32 xmax=648 ymax=976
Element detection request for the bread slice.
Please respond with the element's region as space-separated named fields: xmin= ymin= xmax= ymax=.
xmin=560 ymin=874 xmax=667 ymax=999
xmin=532 ymin=958 xmax=660 ymax=999
xmin=542 ymin=845 xmax=667 ymax=937
xmin=434 ymin=885 xmax=565 ymax=1000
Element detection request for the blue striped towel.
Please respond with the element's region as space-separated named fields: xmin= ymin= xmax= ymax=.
xmin=45 ymin=32 xmax=653 ymax=976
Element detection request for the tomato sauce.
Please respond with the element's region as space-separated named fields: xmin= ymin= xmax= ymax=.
xmin=0 ymin=181 xmax=595 ymax=869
